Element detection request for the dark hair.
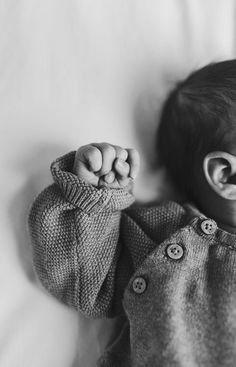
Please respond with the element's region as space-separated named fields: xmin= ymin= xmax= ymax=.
xmin=157 ymin=59 xmax=236 ymax=198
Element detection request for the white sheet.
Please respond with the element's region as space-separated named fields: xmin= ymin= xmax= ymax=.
xmin=0 ymin=1 xmax=235 ymax=366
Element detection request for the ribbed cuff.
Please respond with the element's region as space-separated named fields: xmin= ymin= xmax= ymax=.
xmin=50 ymin=151 xmax=135 ymax=215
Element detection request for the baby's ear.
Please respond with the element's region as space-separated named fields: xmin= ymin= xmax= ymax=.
xmin=203 ymin=151 xmax=236 ymax=200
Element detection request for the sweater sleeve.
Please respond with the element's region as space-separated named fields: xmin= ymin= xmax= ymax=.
xmin=28 ymin=151 xmax=135 ymax=318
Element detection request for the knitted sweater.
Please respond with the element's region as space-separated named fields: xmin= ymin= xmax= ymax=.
xmin=28 ymin=151 xmax=236 ymax=367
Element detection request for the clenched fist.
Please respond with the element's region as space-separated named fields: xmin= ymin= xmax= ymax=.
xmin=73 ymin=142 xmax=140 ymax=189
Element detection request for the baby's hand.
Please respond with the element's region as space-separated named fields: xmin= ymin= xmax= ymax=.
xmin=73 ymin=142 xmax=140 ymax=189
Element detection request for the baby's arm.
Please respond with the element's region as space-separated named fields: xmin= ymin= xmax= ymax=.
xmin=28 ymin=143 xmax=140 ymax=318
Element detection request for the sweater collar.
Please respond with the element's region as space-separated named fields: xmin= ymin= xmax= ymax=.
xmin=183 ymin=202 xmax=236 ymax=247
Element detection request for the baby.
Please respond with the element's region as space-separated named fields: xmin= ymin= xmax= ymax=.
xmin=29 ymin=59 xmax=236 ymax=367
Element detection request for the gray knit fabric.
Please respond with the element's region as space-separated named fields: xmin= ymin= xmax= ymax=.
xmin=29 ymin=151 xmax=236 ymax=367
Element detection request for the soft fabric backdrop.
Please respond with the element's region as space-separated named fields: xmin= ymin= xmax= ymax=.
xmin=0 ymin=1 xmax=235 ymax=366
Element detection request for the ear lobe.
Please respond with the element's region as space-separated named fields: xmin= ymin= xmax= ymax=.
xmin=203 ymin=151 xmax=236 ymax=200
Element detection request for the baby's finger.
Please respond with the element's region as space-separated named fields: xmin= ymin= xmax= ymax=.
xmin=91 ymin=143 xmax=116 ymax=175
xmin=113 ymin=145 xmax=128 ymax=161
xmin=126 ymin=148 xmax=140 ymax=179
xmin=117 ymin=176 xmax=131 ymax=188
xmin=103 ymin=170 xmax=116 ymax=184
xmin=114 ymin=158 xmax=130 ymax=178
xmin=79 ymin=145 xmax=103 ymax=172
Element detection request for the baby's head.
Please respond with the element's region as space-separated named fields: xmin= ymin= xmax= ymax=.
xmin=158 ymin=59 xmax=236 ymax=227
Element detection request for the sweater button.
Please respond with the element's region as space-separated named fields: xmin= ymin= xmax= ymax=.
xmin=200 ymin=219 xmax=217 ymax=235
xmin=132 ymin=277 xmax=147 ymax=294
xmin=166 ymin=244 xmax=184 ymax=260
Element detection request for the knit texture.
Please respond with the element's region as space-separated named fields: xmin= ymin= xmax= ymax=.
xmin=29 ymin=151 xmax=236 ymax=367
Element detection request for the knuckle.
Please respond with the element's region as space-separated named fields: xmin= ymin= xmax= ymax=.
xmin=130 ymin=150 xmax=140 ymax=164
xmin=77 ymin=145 xmax=88 ymax=156
xmin=103 ymin=144 xmax=115 ymax=157
xmin=129 ymin=148 xmax=139 ymax=157
xmin=86 ymin=146 xmax=99 ymax=160
xmin=121 ymin=149 xmax=128 ymax=160
xmin=112 ymin=145 xmax=128 ymax=160
xmin=122 ymin=162 xmax=130 ymax=174
xmin=115 ymin=145 xmax=123 ymax=153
